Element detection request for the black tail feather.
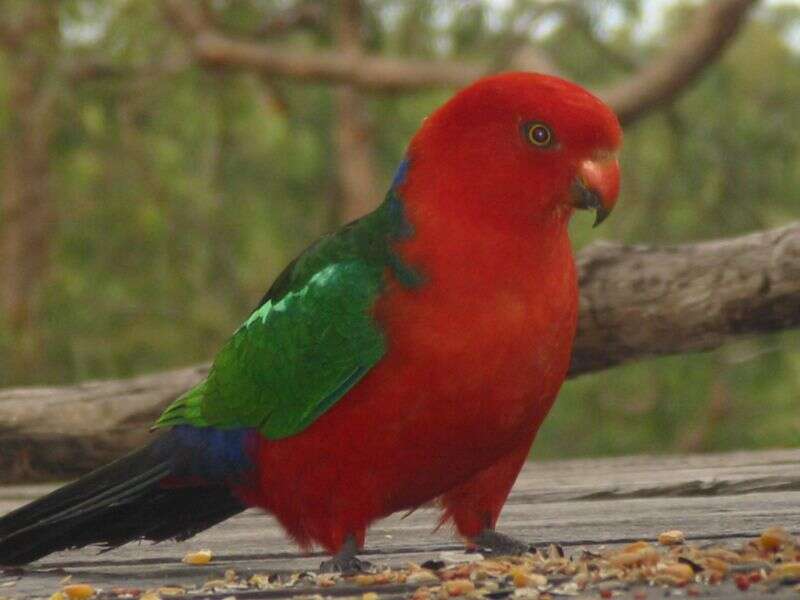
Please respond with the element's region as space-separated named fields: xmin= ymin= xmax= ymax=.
xmin=0 ymin=439 xmax=246 ymax=566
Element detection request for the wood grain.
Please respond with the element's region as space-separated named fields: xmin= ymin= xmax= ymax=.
xmin=2 ymin=449 xmax=799 ymax=598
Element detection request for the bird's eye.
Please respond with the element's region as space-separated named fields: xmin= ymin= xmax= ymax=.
xmin=523 ymin=122 xmax=554 ymax=148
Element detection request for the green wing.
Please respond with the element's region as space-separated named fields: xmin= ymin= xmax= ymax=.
xmin=155 ymin=192 xmax=420 ymax=440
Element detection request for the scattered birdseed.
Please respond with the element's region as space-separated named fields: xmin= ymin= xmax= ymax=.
xmin=41 ymin=525 xmax=800 ymax=599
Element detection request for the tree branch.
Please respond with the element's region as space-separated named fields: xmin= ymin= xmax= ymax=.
xmin=0 ymin=366 xmax=209 ymax=482
xmin=65 ymin=54 xmax=192 ymax=84
xmin=1 ymin=222 xmax=797 ymax=481
xmin=570 ymin=221 xmax=800 ymax=376
xmin=161 ymin=0 xmax=758 ymax=123
xmin=600 ymin=0 xmax=759 ymax=126
xmin=256 ymin=1 xmax=324 ymax=38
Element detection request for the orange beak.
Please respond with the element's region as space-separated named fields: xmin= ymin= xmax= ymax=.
xmin=572 ymin=156 xmax=620 ymax=227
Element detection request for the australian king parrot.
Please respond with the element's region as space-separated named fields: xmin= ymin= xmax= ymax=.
xmin=0 ymin=72 xmax=621 ymax=570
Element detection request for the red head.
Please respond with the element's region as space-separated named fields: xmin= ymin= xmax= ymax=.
xmin=405 ymin=72 xmax=621 ymax=231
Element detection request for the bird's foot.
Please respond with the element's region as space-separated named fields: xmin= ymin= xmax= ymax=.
xmin=319 ymin=555 xmax=374 ymax=575
xmin=473 ymin=529 xmax=534 ymax=556
xmin=319 ymin=535 xmax=375 ymax=575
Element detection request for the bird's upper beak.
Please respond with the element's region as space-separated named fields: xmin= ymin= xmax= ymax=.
xmin=572 ymin=155 xmax=620 ymax=227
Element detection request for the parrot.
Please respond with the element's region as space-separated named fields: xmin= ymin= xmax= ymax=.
xmin=0 ymin=72 xmax=621 ymax=572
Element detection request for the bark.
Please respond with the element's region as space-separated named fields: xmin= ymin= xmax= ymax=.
xmin=162 ymin=0 xmax=758 ymax=126
xmin=1 ymin=222 xmax=797 ymax=482
xmin=570 ymin=222 xmax=800 ymax=375
xmin=0 ymin=366 xmax=209 ymax=482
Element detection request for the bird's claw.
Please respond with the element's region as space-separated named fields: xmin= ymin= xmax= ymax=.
xmin=319 ymin=535 xmax=374 ymax=574
xmin=473 ymin=529 xmax=534 ymax=556
xmin=319 ymin=555 xmax=374 ymax=575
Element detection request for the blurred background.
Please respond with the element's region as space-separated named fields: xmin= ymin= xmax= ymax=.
xmin=0 ymin=0 xmax=798 ymax=463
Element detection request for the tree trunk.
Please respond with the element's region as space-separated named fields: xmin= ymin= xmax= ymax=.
xmin=332 ymin=0 xmax=380 ymax=224
xmin=0 ymin=4 xmax=60 ymax=384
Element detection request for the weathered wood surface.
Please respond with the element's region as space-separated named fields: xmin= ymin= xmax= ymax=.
xmin=2 ymin=448 xmax=799 ymax=598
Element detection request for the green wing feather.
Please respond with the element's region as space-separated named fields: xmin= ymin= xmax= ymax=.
xmin=155 ymin=192 xmax=420 ymax=440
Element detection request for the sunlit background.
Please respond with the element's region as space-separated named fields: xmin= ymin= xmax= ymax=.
xmin=0 ymin=0 xmax=798 ymax=460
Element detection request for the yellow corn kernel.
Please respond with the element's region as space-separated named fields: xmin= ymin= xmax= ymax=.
xmin=62 ymin=584 xmax=95 ymax=600
xmin=658 ymin=530 xmax=685 ymax=546
xmin=182 ymin=549 xmax=213 ymax=565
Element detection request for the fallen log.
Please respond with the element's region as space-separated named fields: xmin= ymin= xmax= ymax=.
xmin=1 ymin=222 xmax=798 ymax=482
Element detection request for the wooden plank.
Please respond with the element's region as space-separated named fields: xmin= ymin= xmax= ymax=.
xmin=1 ymin=447 xmax=797 ymax=507
xmin=2 ymin=449 xmax=799 ymax=598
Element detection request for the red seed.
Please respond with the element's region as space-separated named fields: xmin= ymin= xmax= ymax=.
xmin=734 ymin=575 xmax=751 ymax=591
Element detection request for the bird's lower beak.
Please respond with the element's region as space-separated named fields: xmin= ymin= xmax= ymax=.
xmin=572 ymin=156 xmax=620 ymax=227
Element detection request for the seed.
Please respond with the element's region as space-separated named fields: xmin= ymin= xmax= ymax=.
xmin=658 ymin=530 xmax=685 ymax=546
xmin=511 ymin=568 xmax=530 ymax=588
xmin=406 ymin=570 xmax=439 ymax=585
xmin=158 ymin=587 xmax=186 ymax=597
xmin=707 ymin=571 xmax=723 ymax=585
xmin=62 ymin=584 xmax=95 ymax=600
xmin=760 ymin=527 xmax=793 ymax=552
xmin=442 ymin=579 xmax=475 ymax=596
xmin=653 ymin=575 xmax=683 ymax=587
xmin=354 ymin=574 xmax=377 ymax=586
xmin=410 ymin=586 xmax=431 ymax=600
xmin=660 ymin=563 xmax=694 ymax=583
xmin=702 ymin=556 xmax=728 ymax=573
xmin=705 ymin=548 xmax=741 ymax=563
xmin=182 ymin=549 xmax=213 ymax=565
xmin=312 ymin=574 xmax=335 ymax=587
xmin=509 ymin=568 xmax=547 ymax=588
xmin=623 ymin=541 xmax=651 ymax=553
xmin=734 ymin=575 xmax=751 ymax=591
xmin=249 ymin=574 xmax=273 ymax=589
xmin=609 ymin=545 xmax=658 ymax=568
xmin=772 ymin=562 xmax=800 ymax=579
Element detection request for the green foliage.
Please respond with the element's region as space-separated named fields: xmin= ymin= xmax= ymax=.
xmin=0 ymin=0 xmax=797 ymax=457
